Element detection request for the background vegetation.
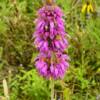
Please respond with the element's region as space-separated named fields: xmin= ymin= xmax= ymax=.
xmin=0 ymin=0 xmax=100 ymax=100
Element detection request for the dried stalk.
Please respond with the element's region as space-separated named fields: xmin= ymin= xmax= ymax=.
xmin=3 ymin=79 xmax=9 ymax=100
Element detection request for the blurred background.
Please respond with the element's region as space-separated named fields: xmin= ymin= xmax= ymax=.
xmin=0 ymin=0 xmax=100 ymax=100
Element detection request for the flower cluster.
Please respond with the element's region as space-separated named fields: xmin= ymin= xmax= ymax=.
xmin=34 ymin=5 xmax=69 ymax=79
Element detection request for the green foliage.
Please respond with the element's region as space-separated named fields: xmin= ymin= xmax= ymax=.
xmin=0 ymin=0 xmax=100 ymax=100
xmin=9 ymin=69 xmax=50 ymax=100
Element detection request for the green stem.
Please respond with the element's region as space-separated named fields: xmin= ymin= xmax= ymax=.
xmin=51 ymin=79 xmax=54 ymax=100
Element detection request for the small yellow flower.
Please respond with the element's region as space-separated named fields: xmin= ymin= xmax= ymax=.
xmin=81 ymin=1 xmax=94 ymax=14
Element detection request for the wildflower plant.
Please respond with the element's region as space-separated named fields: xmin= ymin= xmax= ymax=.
xmin=33 ymin=0 xmax=69 ymax=80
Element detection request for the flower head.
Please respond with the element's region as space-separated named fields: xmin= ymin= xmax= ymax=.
xmin=81 ymin=1 xmax=94 ymax=14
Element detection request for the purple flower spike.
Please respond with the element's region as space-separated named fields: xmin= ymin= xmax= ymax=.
xmin=33 ymin=4 xmax=69 ymax=79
